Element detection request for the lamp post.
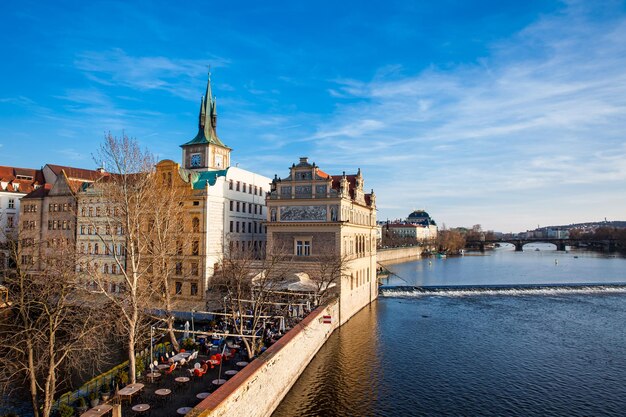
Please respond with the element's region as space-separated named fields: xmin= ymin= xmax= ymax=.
xmin=150 ymin=325 xmax=154 ymax=364
xmin=191 ymin=309 xmax=195 ymax=335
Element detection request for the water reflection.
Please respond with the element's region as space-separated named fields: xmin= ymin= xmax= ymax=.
xmin=273 ymin=303 xmax=380 ymax=417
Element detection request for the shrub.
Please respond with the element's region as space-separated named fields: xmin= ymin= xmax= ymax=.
xmin=115 ymin=370 xmax=129 ymax=387
xmin=57 ymin=403 xmax=74 ymax=417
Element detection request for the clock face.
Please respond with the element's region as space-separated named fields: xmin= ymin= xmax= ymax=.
xmin=190 ymin=154 xmax=202 ymax=167
xmin=215 ymin=154 xmax=223 ymax=168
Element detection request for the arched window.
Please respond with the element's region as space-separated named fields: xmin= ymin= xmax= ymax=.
xmin=104 ymin=264 xmax=109 ymax=274
xmin=94 ymin=243 xmax=99 ymax=255
xmin=192 ymin=217 xmax=200 ymax=233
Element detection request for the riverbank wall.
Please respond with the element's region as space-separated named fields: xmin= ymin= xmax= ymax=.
xmin=194 ymin=299 xmax=340 ymax=417
xmin=377 ymin=246 xmax=424 ymax=263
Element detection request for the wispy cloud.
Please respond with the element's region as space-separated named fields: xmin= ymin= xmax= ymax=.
xmin=284 ymin=4 xmax=626 ymax=229
xmin=74 ymin=48 xmax=230 ymax=100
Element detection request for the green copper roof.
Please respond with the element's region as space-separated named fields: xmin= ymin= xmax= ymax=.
xmin=191 ymin=168 xmax=229 ymax=189
xmin=181 ymin=72 xmax=228 ymax=148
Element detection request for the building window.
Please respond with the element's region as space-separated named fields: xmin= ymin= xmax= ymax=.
xmin=193 ymin=201 xmax=199 ymax=206
xmin=230 ymin=221 xmax=233 ymax=233
xmin=242 ymin=222 xmax=246 ymax=233
xmin=236 ymin=222 xmax=240 ymax=233
xmin=254 ymin=186 xmax=258 ymax=195
xmin=175 ymin=281 xmax=183 ymax=295
xmin=236 ymin=202 xmax=240 ymax=212
xmin=192 ymin=217 xmax=200 ymax=233
xmin=192 ymin=241 xmax=199 ymax=256
xmin=7 ymin=215 xmax=13 ymax=228
xmin=175 ymin=262 xmax=182 ymax=275
xmin=191 ymin=262 xmax=199 ymax=276
xmin=229 ymin=180 xmax=233 ymax=190
xmin=236 ymin=181 xmax=240 ymax=191
xmin=295 ymin=239 xmax=311 ymax=256
xmin=8 ymin=199 xmax=15 ymax=209
xmin=230 ymin=201 xmax=233 ymax=211
xmin=190 ymin=283 xmax=198 ymax=296
xmin=243 ymin=183 xmax=247 ymax=193
xmin=249 ymin=204 xmax=252 ymax=214
xmin=242 ymin=202 xmax=246 ymax=212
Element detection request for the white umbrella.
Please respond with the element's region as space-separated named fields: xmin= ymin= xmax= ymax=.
xmin=183 ymin=321 xmax=190 ymax=339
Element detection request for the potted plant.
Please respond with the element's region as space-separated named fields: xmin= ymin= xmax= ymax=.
xmin=88 ymin=391 xmax=99 ymax=407
xmin=76 ymin=397 xmax=88 ymax=414
xmin=100 ymin=384 xmax=110 ymax=402
xmin=135 ymin=359 xmax=145 ymax=379
xmin=58 ymin=403 xmax=74 ymax=417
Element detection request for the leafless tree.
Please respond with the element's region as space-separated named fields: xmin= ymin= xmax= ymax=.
xmin=0 ymin=237 xmax=110 ymax=417
xmin=305 ymin=248 xmax=349 ymax=306
xmin=85 ymin=133 xmax=155 ymax=384
xmin=141 ymin=175 xmax=192 ymax=352
xmin=209 ymin=246 xmax=294 ymax=360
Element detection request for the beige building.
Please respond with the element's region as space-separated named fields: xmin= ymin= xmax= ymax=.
xmin=19 ymin=165 xmax=106 ymax=273
xmin=266 ymin=157 xmax=377 ymax=325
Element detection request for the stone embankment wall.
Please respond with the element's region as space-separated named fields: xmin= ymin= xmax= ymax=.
xmin=193 ymin=300 xmax=340 ymax=417
xmin=376 ymin=246 xmax=423 ymax=263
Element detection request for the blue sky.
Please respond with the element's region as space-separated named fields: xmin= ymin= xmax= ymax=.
xmin=1 ymin=0 xmax=625 ymax=232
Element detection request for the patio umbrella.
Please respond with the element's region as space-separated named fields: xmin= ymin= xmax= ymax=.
xmin=183 ymin=321 xmax=190 ymax=339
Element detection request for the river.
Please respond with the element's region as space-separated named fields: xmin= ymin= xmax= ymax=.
xmin=273 ymin=245 xmax=626 ymax=416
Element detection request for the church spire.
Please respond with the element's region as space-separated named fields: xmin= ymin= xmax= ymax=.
xmin=183 ymin=71 xmax=226 ymax=148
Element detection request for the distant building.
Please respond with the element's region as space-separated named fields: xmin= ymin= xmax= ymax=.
xmin=266 ymin=157 xmax=377 ymax=324
xmin=19 ymin=165 xmax=107 ymax=274
xmin=382 ymin=210 xmax=438 ymax=242
xmin=0 ymin=166 xmax=44 ymax=273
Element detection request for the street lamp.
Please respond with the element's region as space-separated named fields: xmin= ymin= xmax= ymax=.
xmin=191 ymin=309 xmax=195 ymax=334
xmin=150 ymin=325 xmax=154 ymax=364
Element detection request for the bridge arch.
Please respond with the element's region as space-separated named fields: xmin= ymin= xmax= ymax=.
xmin=521 ymin=242 xmax=558 ymax=251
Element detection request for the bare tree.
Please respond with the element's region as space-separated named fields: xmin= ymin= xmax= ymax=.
xmin=0 ymin=237 xmax=110 ymax=417
xmin=85 ymin=133 xmax=155 ymax=384
xmin=305 ymin=249 xmax=349 ymax=306
xmin=141 ymin=174 xmax=192 ymax=352
xmin=209 ymin=247 xmax=293 ymax=360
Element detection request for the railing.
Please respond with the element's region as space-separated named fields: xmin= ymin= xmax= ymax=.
xmin=53 ymin=342 xmax=173 ymax=411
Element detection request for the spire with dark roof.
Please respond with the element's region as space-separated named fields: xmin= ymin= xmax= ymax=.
xmin=181 ymin=71 xmax=226 ymax=148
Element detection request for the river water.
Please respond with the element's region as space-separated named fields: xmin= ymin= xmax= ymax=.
xmin=273 ymin=245 xmax=626 ymax=416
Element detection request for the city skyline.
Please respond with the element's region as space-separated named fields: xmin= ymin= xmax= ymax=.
xmin=1 ymin=1 xmax=625 ymax=232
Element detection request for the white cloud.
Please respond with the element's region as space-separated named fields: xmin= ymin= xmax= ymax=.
xmin=74 ymin=48 xmax=230 ymax=100
xmin=292 ymin=4 xmax=626 ymax=230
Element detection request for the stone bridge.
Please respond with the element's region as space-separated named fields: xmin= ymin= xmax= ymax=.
xmin=466 ymin=238 xmax=617 ymax=252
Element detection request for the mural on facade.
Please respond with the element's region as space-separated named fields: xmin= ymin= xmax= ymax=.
xmin=280 ymin=205 xmax=327 ymax=221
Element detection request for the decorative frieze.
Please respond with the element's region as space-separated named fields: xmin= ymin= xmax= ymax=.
xmin=280 ymin=205 xmax=327 ymax=222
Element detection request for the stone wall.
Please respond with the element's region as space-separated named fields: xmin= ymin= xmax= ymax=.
xmin=376 ymin=246 xmax=423 ymax=263
xmin=193 ymin=300 xmax=340 ymax=417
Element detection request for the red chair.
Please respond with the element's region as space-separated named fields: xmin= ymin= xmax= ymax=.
xmin=164 ymin=363 xmax=177 ymax=376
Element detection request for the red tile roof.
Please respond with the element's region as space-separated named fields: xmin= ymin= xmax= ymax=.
xmin=46 ymin=164 xmax=108 ymax=181
xmin=0 ymin=165 xmax=44 ymax=194
xmin=22 ymin=183 xmax=52 ymax=199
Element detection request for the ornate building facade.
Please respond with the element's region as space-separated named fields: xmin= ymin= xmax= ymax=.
xmin=266 ymin=157 xmax=377 ymax=324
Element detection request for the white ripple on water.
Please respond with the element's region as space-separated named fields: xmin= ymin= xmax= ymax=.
xmin=380 ymin=285 xmax=626 ymax=298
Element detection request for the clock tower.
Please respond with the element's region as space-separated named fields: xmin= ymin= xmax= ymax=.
xmin=181 ymin=72 xmax=231 ymax=171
